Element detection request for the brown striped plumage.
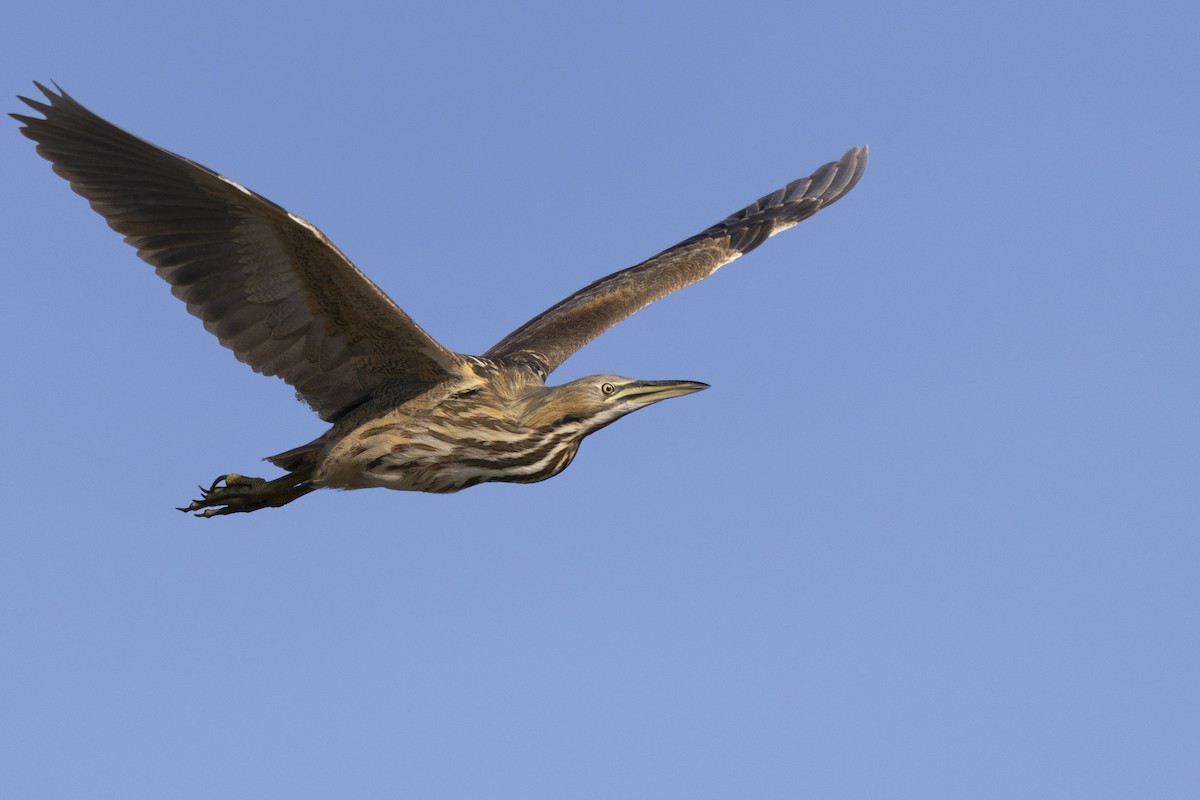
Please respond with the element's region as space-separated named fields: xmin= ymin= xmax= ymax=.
xmin=13 ymin=83 xmax=867 ymax=516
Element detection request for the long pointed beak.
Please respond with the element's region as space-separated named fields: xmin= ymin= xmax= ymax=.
xmin=619 ymin=380 xmax=709 ymax=404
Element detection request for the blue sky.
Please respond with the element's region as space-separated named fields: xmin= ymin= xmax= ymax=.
xmin=2 ymin=1 xmax=1197 ymax=797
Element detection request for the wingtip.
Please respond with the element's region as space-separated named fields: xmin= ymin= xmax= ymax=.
xmin=12 ymin=82 xmax=93 ymax=138
xmin=30 ymin=80 xmax=62 ymax=102
xmin=810 ymin=144 xmax=868 ymax=204
xmin=839 ymin=144 xmax=869 ymax=196
xmin=14 ymin=80 xmax=63 ymax=118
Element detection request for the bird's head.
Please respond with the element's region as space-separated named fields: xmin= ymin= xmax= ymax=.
xmin=521 ymin=375 xmax=709 ymax=433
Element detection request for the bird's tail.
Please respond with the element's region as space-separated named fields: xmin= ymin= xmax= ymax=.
xmin=265 ymin=439 xmax=324 ymax=472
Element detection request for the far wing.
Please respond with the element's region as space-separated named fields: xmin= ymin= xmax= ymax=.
xmin=486 ymin=146 xmax=867 ymax=376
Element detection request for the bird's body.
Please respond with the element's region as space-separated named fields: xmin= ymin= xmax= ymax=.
xmin=297 ymin=363 xmax=702 ymax=495
xmin=13 ymin=83 xmax=866 ymax=516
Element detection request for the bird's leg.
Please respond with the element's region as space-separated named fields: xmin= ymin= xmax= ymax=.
xmin=178 ymin=468 xmax=316 ymax=517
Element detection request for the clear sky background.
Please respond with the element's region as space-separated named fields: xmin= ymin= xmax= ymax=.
xmin=2 ymin=1 xmax=1197 ymax=797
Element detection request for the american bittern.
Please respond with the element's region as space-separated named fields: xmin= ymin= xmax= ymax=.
xmin=14 ymin=83 xmax=867 ymax=516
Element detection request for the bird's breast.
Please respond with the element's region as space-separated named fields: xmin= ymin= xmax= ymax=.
xmin=315 ymin=410 xmax=585 ymax=494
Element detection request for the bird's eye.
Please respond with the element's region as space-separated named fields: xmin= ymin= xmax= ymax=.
xmin=600 ymin=382 xmax=616 ymax=396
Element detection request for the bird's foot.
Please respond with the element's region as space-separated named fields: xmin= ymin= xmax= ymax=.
xmin=178 ymin=473 xmax=313 ymax=517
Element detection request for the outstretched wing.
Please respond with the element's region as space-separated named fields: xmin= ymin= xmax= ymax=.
xmin=13 ymin=83 xmax=462 ymax=422
xmin=486 ymin=146 xmax=867 ymax=376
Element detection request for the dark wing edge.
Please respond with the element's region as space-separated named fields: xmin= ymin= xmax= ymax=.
xmin=485 ymin=145 xmax=868 ymax=376
xmin=13 ymin=82 xmax=463 ymax=421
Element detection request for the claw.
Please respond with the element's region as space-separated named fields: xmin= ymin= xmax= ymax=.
xmin=177 ymin=469 xmax=316 ymax=518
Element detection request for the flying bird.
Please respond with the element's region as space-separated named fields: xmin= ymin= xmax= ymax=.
xmin=14 ymin=83 xmax=867 ymax=516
